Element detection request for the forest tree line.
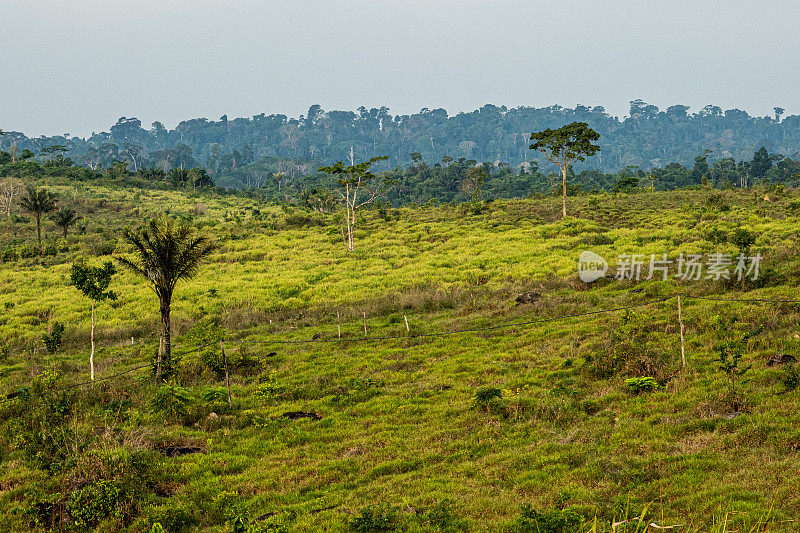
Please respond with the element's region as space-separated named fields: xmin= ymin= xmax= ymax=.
xmin=1 ymin=100 xmax=799 ymax=185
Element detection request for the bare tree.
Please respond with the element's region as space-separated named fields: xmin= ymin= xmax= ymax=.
xmin=319 ymin=154 xmax=389 ymax=251
xmin=0 ymin=178 xmax=23 ymax=217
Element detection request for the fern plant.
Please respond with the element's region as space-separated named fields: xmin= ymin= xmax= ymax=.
xmin=624 ymin=377 xmax=660 ymax=395
xmin=152 ymin=381 xmax=193 ymax=421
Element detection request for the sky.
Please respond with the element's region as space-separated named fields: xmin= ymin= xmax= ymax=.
xmin=2 ymin=0 xmax=800 ymax=137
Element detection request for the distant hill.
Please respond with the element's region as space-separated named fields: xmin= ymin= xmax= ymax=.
xmin=2 ymin=101 xmax=799 ymax=178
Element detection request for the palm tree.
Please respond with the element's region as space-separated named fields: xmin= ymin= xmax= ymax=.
xmin=51 ymin=208 xmax=80 ymax=237
xmin=19 ymin=185 xmax=57 ymax=253
xmin=116 ymin=216 xmax=216 ymax=378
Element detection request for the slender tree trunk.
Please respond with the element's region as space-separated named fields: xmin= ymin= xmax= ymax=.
xmin=36 ymin=213 xmax=42 ymax=253
xmin=159 ymin=299 xmax=171 ymax=379
xmin=561 ymin=166 xmax=568 ymax=217
xmin=90 ymin=301 xmax=95 ymax=381
xmin=344 ymin=185 xmax=355 ymax=251
xmin=348 ymin=205 xmax=355 ymax=251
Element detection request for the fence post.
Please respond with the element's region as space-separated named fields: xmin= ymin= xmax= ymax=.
xmin=677 ymin=295 xmax=686 ymax=368
xmin=220 ymin=340 xmax=232 ymax=409
xmin=363 ymin=311 xmax=367 ymax=336
xmin=337 ymin=311 xmax=341 ymax=339
xmin=404 ymin=314 xmax=410 ymax=333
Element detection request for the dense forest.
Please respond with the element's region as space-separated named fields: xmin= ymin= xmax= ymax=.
xmin=2 ymin=100 xmax=800 ymax=203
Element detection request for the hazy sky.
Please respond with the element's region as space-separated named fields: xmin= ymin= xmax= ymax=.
xmin=3 ymin=0 xmax=799 ymax=137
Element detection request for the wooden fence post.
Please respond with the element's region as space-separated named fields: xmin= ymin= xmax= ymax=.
xmin=337 ymin=311 xmax=341 ymax=339
xmin=677 ymin=296 xmax=686 ymax=368
xmin=220 ymin=340 xmax=232 ymax=409
xmin=363 ymin=311 xmax=367 ymax=336
xmin=404 ymin=314 xmax=410 ymax=333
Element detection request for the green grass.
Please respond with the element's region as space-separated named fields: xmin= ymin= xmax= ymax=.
xmin=1 ymin=181 xmax=800 ymax=531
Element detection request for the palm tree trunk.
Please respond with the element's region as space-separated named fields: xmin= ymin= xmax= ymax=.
xmin=90 ymin=301 xmax=95 ymax=381
xmin=36 ymin=213 xmax=42 ymax=253
xmin=159 ymin=299 xmax=171 ymax=379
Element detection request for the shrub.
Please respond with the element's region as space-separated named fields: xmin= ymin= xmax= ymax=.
xmin=514 ymin=505 xmax=582 ymax=533
xmin=714 ymin=317 xmax=759 ymax=411
xmin=19 ymin=243 xmax=38 ymax=259
xmin=333 ymin=377 xmax=384 ymax=405
xmin=1 ymin=248 xmax=17 ymax=262
xmin=706 ymin=227 xmax=728 ymax=245
xmin=625 ymin=376 xmax=660 ymax=395
xmin=350 ymin=503 xmax=402 ymax=532
xmin=202 ymin=386 xmax=229 ymax=403
xmin=422 ymin=500 xmax=468 ymax=532
xmin=146 ymin=501 xmax=199 ymax=532
xmin=12 ymin=370 xmax=78 ymax=472
xmin=284 ymin=213 xmax=326 ymax=228
xmin=593 ymin=312 xmax=670 ymax=381
xmin=730 ymin=227 xmax=756 ymax=254
xmin=706 ymin=193 xmax=730 ymax=211
xmin=43 ymin=240 xmax=59 ymax=256
xmin=782 ymin=364 xmax=799 ymax=392
xmin=82 ymin=234 xmax=117 ymax=256
xmin=152 ymin=382 xmax=194 ymax=421
xmin=67 ymin=480 xmax=123 ymax=529
xmin=473 ymin=387 xmax=502 ymax=407
xmin=42 ymin=322 xmax=65 ymax=354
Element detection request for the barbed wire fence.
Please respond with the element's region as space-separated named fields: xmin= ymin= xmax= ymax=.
xmin=3 ymin=293 xmax=800 ymax=406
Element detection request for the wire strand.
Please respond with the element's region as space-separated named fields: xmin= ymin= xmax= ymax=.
xmin=3 ymin=292 xmax=798 ymax=403
xmin=228 ymin=296 xmax=676 ymax=345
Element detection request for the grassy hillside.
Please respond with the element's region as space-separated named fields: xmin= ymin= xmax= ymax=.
xmin=1 ymin=180 xmax=800 ymax=532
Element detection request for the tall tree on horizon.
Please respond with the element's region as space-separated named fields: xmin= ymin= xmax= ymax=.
xmin=530 ymin=122 xmax=600 ymax=217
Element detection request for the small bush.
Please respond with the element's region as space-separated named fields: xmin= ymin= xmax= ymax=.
xmin=67 ymin=480 xmax=123 ymax=529
xmin=42 ymin=322 xmax=65 ymax=354
xmin=350 ymin=503 xmax=402 ymax=532
xmin=284 ymin=213 xmax=326 ymax=228
xmin=43 ymin=240 xmax=59 ymax=256
xmin=782 ymin=364 xmax=799 ymax=392
xmin=705 ymin=227 xmax=728 ymax=245
xmin=473 ymin=387 xmax=502 ymax=407
xmin=152 ymin=382 xmax=194 ymax=421
xmin=625 ymin=376 xmax=660 ymax=395
xmin=706 ymin=193 xmax=730 ymax=211
xmin=146 ymin=501 xmax=198 ymax=532
xmin=514 ymin=505 xmax=582 ymax=533
xmin=202 ymin=386 xmax=228 ymax=403
xmin=1 ymin=248 xmax=17 ymax=262
xmin=730 ymin=227 xmax=756 ymax=253
xmin=19 ymin=244 xmax=38 ymax=259
xmin=422 ymin=500 xmax=468 ymax=532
